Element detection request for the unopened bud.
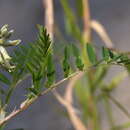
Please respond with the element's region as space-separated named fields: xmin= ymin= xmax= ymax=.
xmin=8 ymin=39 xmax=21 ymax=46
xmin=1 ymin=24 xmax=8 ymax=36
xmin=0 ymin=46 xmax=11 ymax=63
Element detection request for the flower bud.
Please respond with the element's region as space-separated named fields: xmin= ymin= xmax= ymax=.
xmin=8 ymin=39 xmax=21 ymax=46
xmin=0 ymin=47 xmax=11 ymax=60
xmin=0 ymin=24 xmax=8 ymax=36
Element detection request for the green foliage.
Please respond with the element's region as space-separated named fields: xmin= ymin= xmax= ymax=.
xmin=0 ymin=24 xmax=130 ymax=129
xmin=0 ymin=72 xmax=10 ymax=85
xmin=62 ymin=46 xmax=71 ymax=77
xmin=58 ymin=1 xmax=130 ymax=129
xmin=71 ymin=44 xmax=84 ymax=70
xmin=113 ymin=122 xmax=130 ymax=130
xmin=60 ymin=0 xmax=83 ymax=43
xmin=102 ymin=47 xmax=110 ymax=61
xmin=45 ymin=53 xmax=55 ymax=87
xmin=13 ymin=25 xmax=52 ymax=94
xmin=75 ymin=79 xmax=89 ymax=118
xmin=75 ymin=0 xmax=83 ymax=17
xmin=86 ymin=43 xmax=97 ymax=64
xmin=0 ymin=125 xmax=5 ymax=130
xmin=57 ymin=0 xmax=130 ymax=129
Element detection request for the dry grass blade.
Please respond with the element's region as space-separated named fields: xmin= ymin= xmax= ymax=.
xmin=53 ymin=72 xmax=87 ymax=130
xmin=64 ymin=72 xmax=84 ymax=104
xmin=82 ymin=0 xmax=91 ymax=42
xmin=43 ymin=0 xmax=54 ymax=40
xmin=91 ymin=20 xmax=114 ymax=48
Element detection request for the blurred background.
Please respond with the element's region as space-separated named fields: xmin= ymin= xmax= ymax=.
xmin=0 ymin=0 xmax=130 ymax=130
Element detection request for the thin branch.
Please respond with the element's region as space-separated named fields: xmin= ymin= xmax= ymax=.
xmin=0 ymin=60 xmax=126 ymax=126
xmin=0 ymin=71 xmax=80 ymax=126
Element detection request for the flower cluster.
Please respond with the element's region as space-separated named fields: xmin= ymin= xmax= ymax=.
xmin=0 ymin=25 xmax=21 ymax=71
